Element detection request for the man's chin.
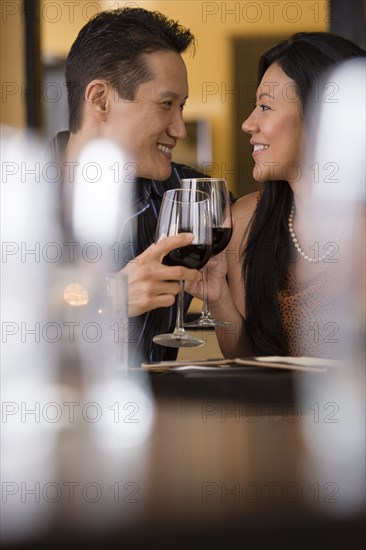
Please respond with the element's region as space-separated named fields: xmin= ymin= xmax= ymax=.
xmin=138 ymin=165 xmax=172 ymax=182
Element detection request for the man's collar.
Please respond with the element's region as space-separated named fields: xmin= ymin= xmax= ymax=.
xmin=133 ymin=177 xmax=172 ymax=210
xmin=47 ymin=130 xmax=70 ymax=164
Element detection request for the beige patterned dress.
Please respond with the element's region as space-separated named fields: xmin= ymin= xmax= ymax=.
xmin=278 ymin=268 xmax=341 ymax=358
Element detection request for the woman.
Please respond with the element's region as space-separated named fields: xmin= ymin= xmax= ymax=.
xmin=203 ymin=32 xmax=366 ymax=358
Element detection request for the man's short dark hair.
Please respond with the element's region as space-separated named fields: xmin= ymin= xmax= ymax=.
xmin=66 ymin=7 xmax=195 ymax=133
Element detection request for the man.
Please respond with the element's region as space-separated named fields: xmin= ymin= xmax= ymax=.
xmin=49 ymin=7 xmax=205 ymax=364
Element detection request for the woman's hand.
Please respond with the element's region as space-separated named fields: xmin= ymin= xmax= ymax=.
xmin=184 ymin=250 xmax=229 ymax=303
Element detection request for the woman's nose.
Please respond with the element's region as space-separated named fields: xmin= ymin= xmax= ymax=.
xmin=242 ymin=110 xmax=257 ymax=134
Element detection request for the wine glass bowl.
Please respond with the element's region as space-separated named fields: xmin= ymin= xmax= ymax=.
xmin=181 ymin=178 xmax=233 ymax=328
xmin=153 ymin=188 xmax=212 ymax=348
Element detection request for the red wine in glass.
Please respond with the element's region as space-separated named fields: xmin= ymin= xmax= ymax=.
xmin=212 ymin=227 xmax=233 ymax=256
xmin=163 ymin=243 xmax=212 ymax=270
xmin=153 ymin=189 xmax=212 ymax=348
xmin=181 ymin=178 xmax=233 ymax=329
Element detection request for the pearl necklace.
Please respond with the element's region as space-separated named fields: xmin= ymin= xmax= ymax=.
xmin=288 ymin=205 xmax=335 ymax=263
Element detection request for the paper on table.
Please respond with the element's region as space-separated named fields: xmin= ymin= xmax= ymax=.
xmin=254 ymin=356 xmax=342 ymax=368
xmin=140 ymin=356 xmax=342 ymax=373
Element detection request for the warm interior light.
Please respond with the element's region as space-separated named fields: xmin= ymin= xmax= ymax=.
xmin=63 ymin=283 xmax=89 ymax=306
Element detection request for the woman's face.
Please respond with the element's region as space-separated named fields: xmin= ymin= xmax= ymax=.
xmin=242 ymin=62 xmax=304 ymax=184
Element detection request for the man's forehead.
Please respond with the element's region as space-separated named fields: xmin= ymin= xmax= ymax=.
xmin=141 ymin=56 xmax=188 ymax=95
xmin=143 ymin=50 xmax=186 ymax=72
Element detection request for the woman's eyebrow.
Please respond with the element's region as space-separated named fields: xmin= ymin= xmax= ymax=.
xmin=256 ymin=92 xmax=275 ymax=102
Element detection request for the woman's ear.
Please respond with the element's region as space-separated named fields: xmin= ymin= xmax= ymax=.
xmin=84 ymin=80 xmax=110 ymax=116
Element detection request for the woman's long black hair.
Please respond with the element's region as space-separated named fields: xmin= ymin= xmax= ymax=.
xmin=243 ymin=32 xmax=366 ymax=356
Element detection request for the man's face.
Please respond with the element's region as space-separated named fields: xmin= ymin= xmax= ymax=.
xmin=104 ymin=50 xmax=188 ymax=180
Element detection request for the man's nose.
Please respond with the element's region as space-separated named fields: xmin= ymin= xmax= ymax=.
xmin=168 ymin=110 xmax=186 ymax=140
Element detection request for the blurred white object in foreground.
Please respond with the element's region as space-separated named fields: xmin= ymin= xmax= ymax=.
xmin=298 ymin=58 xmax=365 ymax=516
xmin=1 ymin=127 xmax=61 ymax=543
xmin=1 ymin=130 xmax=156 ymax=542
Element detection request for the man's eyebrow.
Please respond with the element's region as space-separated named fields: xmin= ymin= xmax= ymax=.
xmin=158 ymin=91 xmax=188 ymax=100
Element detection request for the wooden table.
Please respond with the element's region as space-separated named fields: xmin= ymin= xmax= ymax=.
xmin=2 ymin=366 xmax=365 ymax=550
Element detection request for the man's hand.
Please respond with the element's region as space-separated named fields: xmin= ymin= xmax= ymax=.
xmin=121 ymin=233 xmax=202 ymax=317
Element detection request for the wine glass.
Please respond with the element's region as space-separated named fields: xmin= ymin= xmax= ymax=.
xmin=181 ymin=178 xmax=232 ymax=328
xmin=153 ymin=188 xmax=212 ymax=348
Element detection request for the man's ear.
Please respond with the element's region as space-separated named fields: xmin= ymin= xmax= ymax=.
xmin=84 ymin=80 xmax=110 ymax=116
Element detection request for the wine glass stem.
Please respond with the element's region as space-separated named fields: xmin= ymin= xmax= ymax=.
xmin=202 ymin=266 xmax=211 ymax=317
xmin=174 ymin=280 xmax=186 ymax=335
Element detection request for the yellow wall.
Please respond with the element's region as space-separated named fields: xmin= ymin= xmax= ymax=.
xmin=41 ymin=0 xmax=328 ymax=191
xmin=2 ymin=0 xmax=329 ymax=190
xmin=0 ymin=0 xmax=25 ymax=128
xmin=41 ymin=0 xmax=104 ymax=57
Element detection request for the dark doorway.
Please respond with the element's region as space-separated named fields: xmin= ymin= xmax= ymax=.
xmin=330 ymin=0 xmax=366 ymax=49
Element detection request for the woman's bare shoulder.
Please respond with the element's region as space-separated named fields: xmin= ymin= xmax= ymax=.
xmin=232 ymin=191 xmax=260 ymax=226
